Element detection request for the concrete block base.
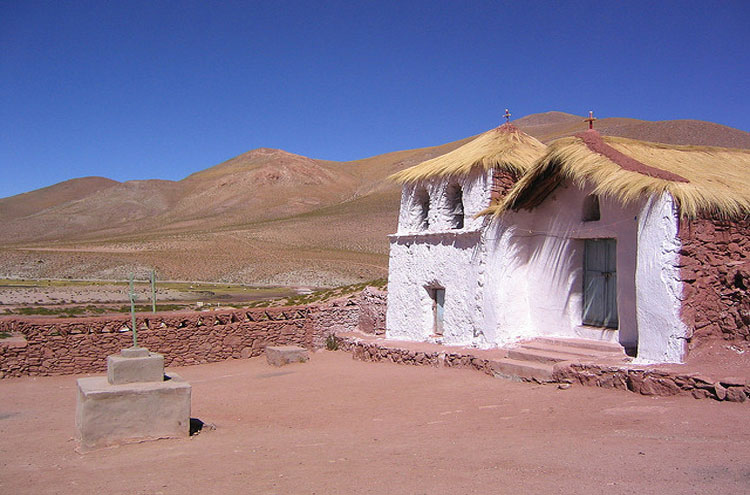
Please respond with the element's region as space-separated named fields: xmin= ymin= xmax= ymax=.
xmin=266 ymin=346 xmax=309 ymax=367
xmin=107 ymin=348 xmax=165 ymax=385
xmin=75 ymin=374 xmax=191 ymax=452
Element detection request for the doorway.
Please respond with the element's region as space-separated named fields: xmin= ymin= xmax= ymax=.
xmin=428 ymin=287 xmax=445 ymax=336
xmin=582 ymin=239 xmax=618 ymax=329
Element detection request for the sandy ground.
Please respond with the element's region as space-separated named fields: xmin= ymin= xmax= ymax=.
xmin=1 ymin=352 xmax=748 ymax=495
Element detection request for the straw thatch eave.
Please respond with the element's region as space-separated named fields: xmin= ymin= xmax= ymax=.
xmin=482 ymin=132 xmax=750 ymax=220
xmin=389 ymin=123 xmax=547 ymax=184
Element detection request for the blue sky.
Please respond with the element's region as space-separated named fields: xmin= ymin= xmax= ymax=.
xmin=1 ymin=1 xmax=748 ymax=199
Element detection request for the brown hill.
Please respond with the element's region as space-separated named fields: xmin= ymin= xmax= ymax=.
xmin=0 ymin=176 xmax=119 ymax=221
xmin=1 ymin=113 xmax=748 ymax=286
xmin=515 ymin=111 xmax=750 ymax=148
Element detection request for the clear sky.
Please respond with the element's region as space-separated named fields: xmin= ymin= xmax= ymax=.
xmin=1 ymin=0 xmax=748 ymax=199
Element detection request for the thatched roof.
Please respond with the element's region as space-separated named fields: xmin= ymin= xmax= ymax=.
xmin=389 ymin=123 xmax=547 ymax=184
xmin=484 ymin=130 xmax=750 ymax=219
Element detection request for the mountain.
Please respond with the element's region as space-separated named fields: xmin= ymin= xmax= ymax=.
xmin=1 ymin=112 xmax=748 ymax=286
xmin=0 ymin=177 xmax=119 ymax=221
xmin=514 ymin=111 xmax=750 ymax=148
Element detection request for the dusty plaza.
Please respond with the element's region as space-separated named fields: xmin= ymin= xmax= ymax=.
xmin=1 ymin=351 xmax=749 ymax=495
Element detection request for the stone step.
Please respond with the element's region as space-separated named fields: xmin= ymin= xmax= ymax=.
xmin=506 ymin=347 xmax=587 ymax=365
xmin=490 ymin=358 xmax=554 ymax=383
xmin=534 ymin=337 xmax=626 ymax=355
xmin=517 ymin=341 xmax=623 ymax=360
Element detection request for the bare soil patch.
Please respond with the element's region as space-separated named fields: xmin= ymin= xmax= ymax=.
xmin=0 ymin=352 xmax=748 ymax=494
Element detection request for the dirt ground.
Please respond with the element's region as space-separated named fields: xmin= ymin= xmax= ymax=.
xmin=1 ymin=352 xmax=748 ymax=495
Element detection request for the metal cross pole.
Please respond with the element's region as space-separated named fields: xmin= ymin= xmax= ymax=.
xmin=504 ymin=108 xmax=511 ymax=123
xmin=128 ymin=273 xmax=138 ymax=348
xmin=584 ymin=110 xmax=597 ymax=129
xmin=150 ymin=270 xmax=156 ymax=313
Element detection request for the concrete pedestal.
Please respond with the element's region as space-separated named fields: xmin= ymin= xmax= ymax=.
xmin=76 ymin=374 xmax=191 ymax=452
xmin=107 ymin=350 xmax=165 ymax=385
xmin=75 ymin=346 xmax=191 ymax=452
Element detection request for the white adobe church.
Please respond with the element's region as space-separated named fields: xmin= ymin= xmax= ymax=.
xmin=385 ymin=115 xmax=750 ymax=364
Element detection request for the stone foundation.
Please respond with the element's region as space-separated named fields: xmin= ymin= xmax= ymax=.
xmin=338 ymin=335 xmax=503 ymax=377
xmin=338 ymin=334 xmax=750 ymax=403
xmin=552 ymin=363 xmax=749 ymax=402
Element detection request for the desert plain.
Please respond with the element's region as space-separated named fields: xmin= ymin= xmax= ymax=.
xmin=1 ymin=351 xmax=748 ymax=495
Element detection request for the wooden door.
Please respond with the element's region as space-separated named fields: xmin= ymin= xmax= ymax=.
xmin=432 ymin=288 xmax=445 ymax=335
xmin=583 ymin=239 xmax=618 ymax=328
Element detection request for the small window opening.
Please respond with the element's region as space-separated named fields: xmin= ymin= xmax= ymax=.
xmin=414 ymin=187 xmax=430 ymax=231
xmin=446 ymin=183 xmax=464 ymax=229
xmin=582 ymin=194 xmax=600 ymax=222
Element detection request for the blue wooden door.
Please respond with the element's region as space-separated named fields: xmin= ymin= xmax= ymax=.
xmin=583 ymin=239 xmax=618 ymax=328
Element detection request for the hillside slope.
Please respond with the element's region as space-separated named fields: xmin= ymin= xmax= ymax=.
xmin=1 ymin=112 xmax=748 ymax=286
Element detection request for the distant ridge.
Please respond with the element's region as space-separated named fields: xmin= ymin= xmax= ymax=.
xmin=515 ymin=111 xmax=750 ymax=148
xmin=0 ymin=177 xmax=119 ymax=221
xmin=1 ymin=112 xmax=748 ymax=286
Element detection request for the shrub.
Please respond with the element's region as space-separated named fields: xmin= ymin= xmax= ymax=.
xmin=325 ymin=334 xmax=339 ymax=351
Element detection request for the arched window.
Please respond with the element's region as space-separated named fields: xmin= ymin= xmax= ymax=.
xmin=582 ymin=194 xmax=600 ymax=222
xmin=413 ymin=186 xmax=430 ymax=231
xmin=446 ymin=183 xmax=464 ymax=229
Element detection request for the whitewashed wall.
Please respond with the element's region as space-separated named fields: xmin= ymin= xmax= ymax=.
xmin=386 ymin=169 xmax=491 ymax=345
xmin=634 ymin=193 xmax=688 ymax=363
xmin=387 ymin=172 xmax=688 ymax=363
xmin=483 ymin=181 xmax=637 ymax=349
xmin=482 ymin=181 xmax=687 ymax=362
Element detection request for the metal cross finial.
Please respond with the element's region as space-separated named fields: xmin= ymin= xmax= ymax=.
xmin=128 ymin=273 xmax=138 ymax=348
xmin=584 ymin=110 xmax=597 ymax=130
xmin=503 ymin=108 xmax=511 ymax=123
xmin=150 ymin=270 xmax=157 ymax=313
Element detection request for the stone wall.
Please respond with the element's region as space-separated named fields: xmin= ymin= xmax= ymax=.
xmin=337 ymin=334 xmax=750 ymax=403
xmin=678 ymin=217 xmax=750 ymax=349
xmin=0 ymin=299 xmax=359 ymax=378
xmin=309 ymin=300 xmax=360 ymax=348
xmin=553 ymin=362 xmax=749 ymax=403
xmin=357 ymin=287 xmax=387 ymax=335
xmin=337 ymin=335 xmax=499 ymax=376
xmin=490 ymin=169 xmax=519 ymax=203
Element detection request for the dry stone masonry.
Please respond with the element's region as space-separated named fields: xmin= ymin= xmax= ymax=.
xmin=678 ymin=217 xmax=750 ymax=348
xmin=357 ymin=287 xmax=387 ymax=335
xmin=490 ymin=169 xmax=520 ymax=203
xmin=0 ymin=299 xmax=359 ymax=378
xmin=2 ymin=286 xmax=749 ymax=403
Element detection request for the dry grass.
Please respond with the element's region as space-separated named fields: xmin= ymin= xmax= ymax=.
xmin=389 ymin=123 xmax=546 ymax=183
xmin=487 ymin=133 xmax=750 ymax=219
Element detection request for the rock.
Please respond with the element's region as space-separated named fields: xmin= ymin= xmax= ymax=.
xmin=692 ymin=389 xmax=711 ymax=400
xmin=714 ymin=382 xmax=727 ymax=400
xmin=265 ymin=346 xmax=309 ymax=367
xmin=726 ymin=387 xmax=747 ymax=403
xmin=719 ymin=376 xmax=746 ymax=388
